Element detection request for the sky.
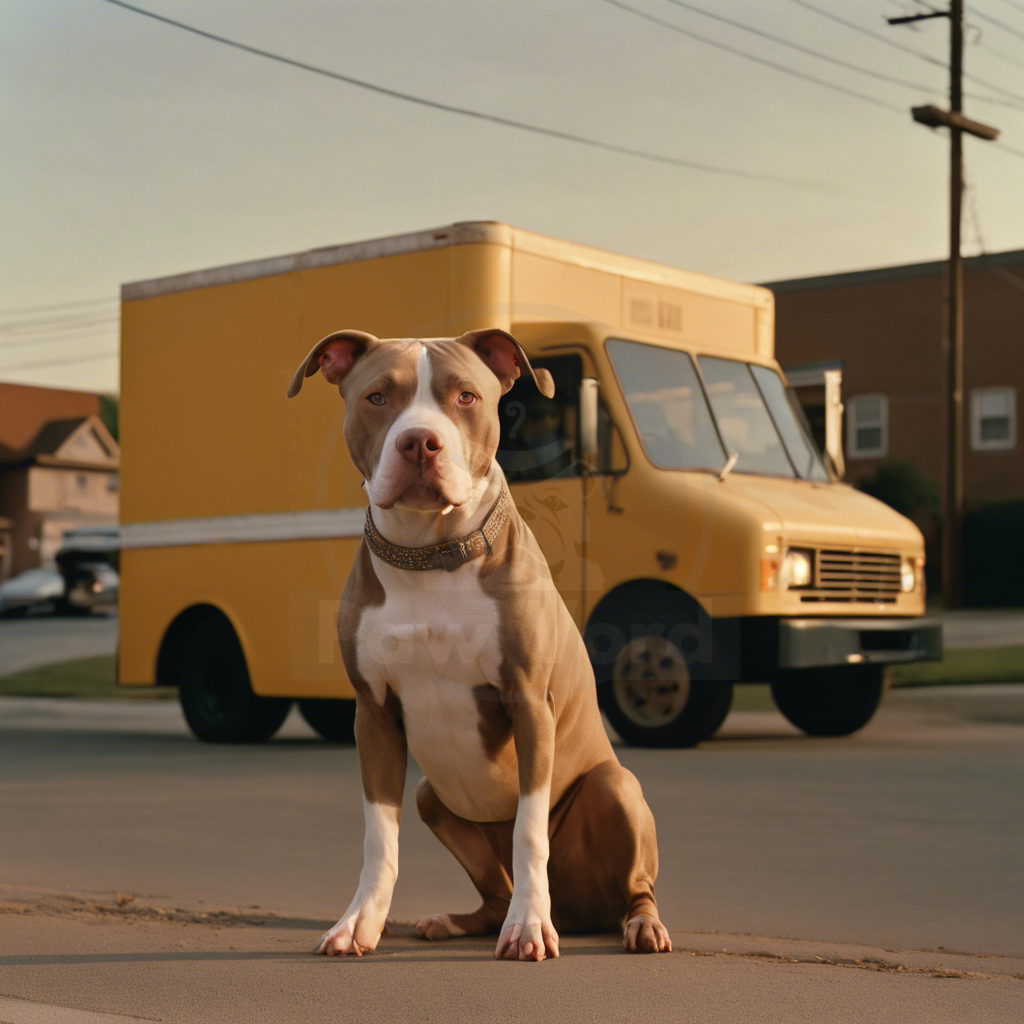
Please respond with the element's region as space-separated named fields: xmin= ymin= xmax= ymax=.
xmin=3 ymin=0 xmax=1023 ymax=394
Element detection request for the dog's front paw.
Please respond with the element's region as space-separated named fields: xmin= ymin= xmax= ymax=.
xmin=623 ymin=913 xmax=672 ymax=953
xmin=495 ymin=898 xmax=559 ymax=961
xmin=316 ymin=904 xmax=388 ymax=956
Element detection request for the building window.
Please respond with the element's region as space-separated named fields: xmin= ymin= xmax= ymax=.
xmin=971 ymin=387 xmax=1016 ymax=451
xmin=847 ymin=394 xmax=888 ymax=459
xmin=77 ymin=474 xmax=89 ymax=491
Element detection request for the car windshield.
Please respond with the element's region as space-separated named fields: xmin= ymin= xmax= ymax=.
xmin=607 ymin=339 xmax=828 ymax=481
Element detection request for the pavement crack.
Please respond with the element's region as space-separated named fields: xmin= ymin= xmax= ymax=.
xmin=675 ymin=945 xmax=1024 ymax=982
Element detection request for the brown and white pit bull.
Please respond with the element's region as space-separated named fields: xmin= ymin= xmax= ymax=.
xmin=288 ymin=328 xmax=671 ymax=960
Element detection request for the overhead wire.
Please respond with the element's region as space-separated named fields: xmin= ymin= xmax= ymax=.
xmin=96 ymin=0 xmax=823 ymax=190
xmin=655 ymin=0 xmax=948 ymax=93
xmin=599 ymin=0 xmax=905 ymax=112
xmin=963 ymin=172 xmax=1024 ymax=299
xmin=0 ymin=350 xmax=119 ymax=373
xmin=625 ymin=0 xmax=1024 ymax=114
xmin=0 ymin=297 xmax=116 ymax=317
xmin=971 ymin=6 xmax=1024 ymax=42
xmin=786 ymin=0 xmax=1024 ymax=104
xmin=0 ymin=314 xmax=120 ymax=337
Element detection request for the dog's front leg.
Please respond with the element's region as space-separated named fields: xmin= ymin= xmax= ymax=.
xmin=317 ymin=691 xmax=406 ymax=956
xmin=495 ymin=689 xmax=560 ymax=962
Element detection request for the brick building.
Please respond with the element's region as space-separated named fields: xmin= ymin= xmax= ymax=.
xmin=768 ymin=249 xmax=1023 ymax=506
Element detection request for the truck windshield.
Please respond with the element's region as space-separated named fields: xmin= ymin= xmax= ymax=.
xmin=606 ymin=339 xmax=727 ymax=470
xmin=607 ymin=339 xmax=828 ymax=480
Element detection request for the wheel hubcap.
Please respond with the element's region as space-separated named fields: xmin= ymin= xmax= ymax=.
xmin=612 ymin=635 xmax=691 ymax=727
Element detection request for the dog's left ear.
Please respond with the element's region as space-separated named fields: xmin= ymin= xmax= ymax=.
xmin=287 ymin=330 xmax=378 ymax=397
xmin=459 ymin=328 xmax=555 ymax=398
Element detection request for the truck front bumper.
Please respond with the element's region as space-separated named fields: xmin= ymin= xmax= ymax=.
xmin=777 ymin=617 xmax=943 ymax=670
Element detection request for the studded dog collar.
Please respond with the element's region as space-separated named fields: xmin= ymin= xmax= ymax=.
xmin=364 ymin=485 xmax=512 ymax=572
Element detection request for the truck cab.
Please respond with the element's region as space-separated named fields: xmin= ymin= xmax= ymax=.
xmin=494 ymin=320 xmax=940 ymax=746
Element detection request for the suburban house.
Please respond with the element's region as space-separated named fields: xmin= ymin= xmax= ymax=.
xmin=0 ymin=382 xmax=119 ymax=579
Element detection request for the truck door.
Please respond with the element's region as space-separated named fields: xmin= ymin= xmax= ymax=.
xmin=496 ymin=354 xmax=586 ymax=624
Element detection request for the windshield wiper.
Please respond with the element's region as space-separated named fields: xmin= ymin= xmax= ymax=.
xmin=718 ymin=450 xmax=739 ymax=482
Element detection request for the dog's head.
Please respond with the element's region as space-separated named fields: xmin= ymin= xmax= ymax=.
xmin=288 ymin=328 xmax=554 ymax=512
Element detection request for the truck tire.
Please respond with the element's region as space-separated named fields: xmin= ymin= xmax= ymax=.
xmin=592 ymin=597 xmax=733 ymax=748
xmin=770 ymin=665 xmax=886 ymax=737
xmin=177 ymin=616 xmax=291 ymax=743
xmin=298 ymin=698 xmax=357 ymax=743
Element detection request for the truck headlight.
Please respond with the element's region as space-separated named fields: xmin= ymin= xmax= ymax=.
xmin=901 ymin=557 xmax=918 ymax=593
xmin=781 ymin=548 xmax=814 ymax=589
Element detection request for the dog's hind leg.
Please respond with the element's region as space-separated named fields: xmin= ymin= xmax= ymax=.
xmin=549 ymin=760 xmax=672 ymax=953
xmin=413 ymin=777 xmax=513 ymax=940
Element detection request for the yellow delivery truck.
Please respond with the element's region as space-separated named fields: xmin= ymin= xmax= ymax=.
xmin=118 ymin=222 xmax=940 ymax=747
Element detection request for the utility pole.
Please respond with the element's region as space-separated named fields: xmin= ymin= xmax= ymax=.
xmin=888 ymin=1 xmax=998 ymax=609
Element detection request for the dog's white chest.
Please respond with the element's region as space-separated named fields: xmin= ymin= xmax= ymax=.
xmin=355 ymin=560 xmax=518 ymax=821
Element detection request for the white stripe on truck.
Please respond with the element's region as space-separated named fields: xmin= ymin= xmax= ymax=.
xmin=120 ymin=509 xmax=366 ymax=549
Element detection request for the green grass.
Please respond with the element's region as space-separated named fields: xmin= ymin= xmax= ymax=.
xmin=889 ymin=645 xmax=1024 ymax=688
xmin=0 ymin=655 xmax=174 ymax=699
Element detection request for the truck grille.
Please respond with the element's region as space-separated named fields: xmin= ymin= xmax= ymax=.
xmin=800 ymin=549 xmax=902 ymax=604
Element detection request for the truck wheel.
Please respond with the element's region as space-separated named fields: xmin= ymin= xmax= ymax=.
xmin=596 ymin=626 xmax=733 ymax=748
xmin=298 ymin=698 xmax=357 ymax=743
xmin=770 ymin=665 xmax=886 ymax=737
xmin=177 ymin=617 xmax=291 ymax=743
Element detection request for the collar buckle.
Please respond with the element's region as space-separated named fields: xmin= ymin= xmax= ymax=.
xmin=437 ymin=539 xmax=467 ymax=572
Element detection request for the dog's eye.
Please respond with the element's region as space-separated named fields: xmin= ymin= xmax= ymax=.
xmin=457 ymin=392 xmax=477 ymax=406
xmin=367 ymin=393 xmax=386 ymax=406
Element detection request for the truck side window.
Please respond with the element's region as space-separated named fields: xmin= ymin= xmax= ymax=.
xmin=497 ymin=356 xmax=582 ymax=481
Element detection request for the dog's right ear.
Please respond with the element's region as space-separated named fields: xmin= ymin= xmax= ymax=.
xmin=287 ymin=330 xmax=379 ymax=397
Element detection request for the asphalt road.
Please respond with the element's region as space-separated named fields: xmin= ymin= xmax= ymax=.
xmin=1 ymin=690 xmax=1022 ymax=1022
xmin=0 ymin=614 xmax=118 ymax=676
xmin=1 ymin=605 xmax=1023 ymax=681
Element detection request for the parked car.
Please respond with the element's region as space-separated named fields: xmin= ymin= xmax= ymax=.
xmin=63 ymin=562 xmax=119 ymax=614
xmin=0 ymin=568 xmax=64 ymax=616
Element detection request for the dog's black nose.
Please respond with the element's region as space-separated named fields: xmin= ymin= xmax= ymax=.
xmin=396 ymin=427 xmax=444 ymax=464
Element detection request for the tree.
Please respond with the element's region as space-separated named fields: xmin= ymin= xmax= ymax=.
xmin=856 ymin=461 xmax=938 ymax=518
xmin=99 ymin=394 xmax=119 ymax=442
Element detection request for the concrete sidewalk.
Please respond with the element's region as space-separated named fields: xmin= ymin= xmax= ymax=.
xmin=1 ymin=899 xmax=1021 ymax=1024
xmin=935 ymin=608 xmax=1024 ymax=649
xmin=0 ymin=615 xmax=118 ymax=677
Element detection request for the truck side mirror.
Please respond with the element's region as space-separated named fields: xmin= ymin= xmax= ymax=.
xmin=579 ymin=377 xmax=600 ymax=472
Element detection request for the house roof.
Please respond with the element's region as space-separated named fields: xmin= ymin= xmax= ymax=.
xmin=23 ymin=418 xmax=89 ymax=457
xmin=0 ymin=381 xmax=100 ymax=455
xmin=763 ymin=247 xmax=1024 ymax=293
xmin=0 ymin=414 xmax=118 ymax=469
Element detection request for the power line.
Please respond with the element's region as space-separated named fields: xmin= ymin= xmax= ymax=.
xmin=788 ymin=0 xmax=948 ymax=68
xmin=971 ymin=6 xmax=1024 ymax=42
xmin=656 ymin=0 xmax=947 ymax=94
xmin=787 ymin=0 xmax=1024 ymax=104
xmin=655 ymin=0 xmax=1024 ymax=115
xmin=600 ymin=0 xmax=905 ymax=112
xmin=975 ymin=40 xmax=1024 ymax=76
xmin=0 ymin=297 xmax=116 ymax=317
xmin=0 ymin=350 xmax=119 ymax=373
xmin=97 ymin=0 xmax=822 ymax=191
xmin=0 ymin=324 xmax=120 ymax=351
xmin=0 ymin=314 xmax=120 ymax=336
